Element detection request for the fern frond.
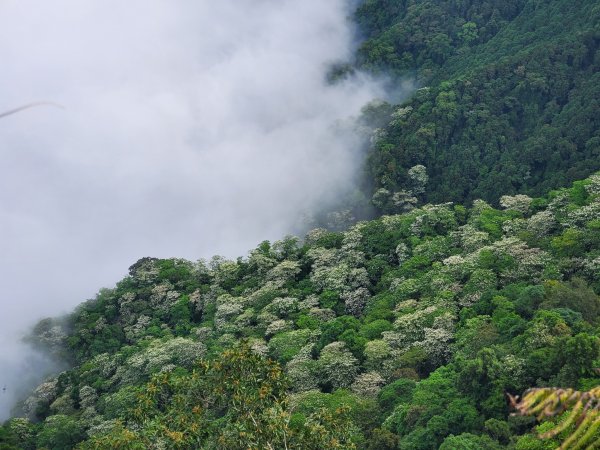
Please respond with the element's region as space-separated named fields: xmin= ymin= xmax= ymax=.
xmin=512 ymin=386 xmax=600 ymax=450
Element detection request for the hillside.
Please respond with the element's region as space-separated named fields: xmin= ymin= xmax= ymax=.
xmin=353 ymin=0 xmax=600 ymax=208
xmin=1 ymin=173 xmax=599 ymax=449
xmin=2 ymin=1 xmax=600 ymax=449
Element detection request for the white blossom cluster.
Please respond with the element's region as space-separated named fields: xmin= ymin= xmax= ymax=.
xmin=584 ymin=173 xmax=600 ymax=195
xmin=128 ymin=258 xmax=160 ymax=283
xmin=364 ymin=339 xmax=392 ymax=372
xmin=34 ymin=324 xmax=68 ymax=353
xmin=286 ymin=344 xmax=319 ymax=392
xmin=392 ymin=190 xmax=419 ymax=213
xmin=413 ymin=236 xmax=452 ymax=261
xmin=451 ymin=224 xmax=490 ymax=253
xmin=23 ymin=378 xmax=59 ymax=419
xmin=409 ymin=203 xmax=456 ymax=237
xmin=211 ymin=259 xmax=239 ymax=287
xmin=370 ymin=127 xmax=388 ymax=145
xmin=395 ymin=242 xmax=410 ymax=264
xmin=247 ymin=249 xmax=278 ymax=276
xmin=266 ymin=260 xmax=301 ymax=283
xmin=112 ymin=338 xmax=206 ymax=386
xmin=49 ymin=393 xmax=76 ymax=415
xmin=307 ymin=307 xmax=336 ymax=322
xmin=351 ymin=372 xmax=385 ymax=398
xmin=214 ymin=296 xmax=245 ymax=333
xmin=149 ymin=283 xmax=181 ymax=313
xmin=407 ymin=165 xmax=429 ymax=195
xmin=502 ymin=218 xmax=527 ymax=236
xmin=265 ymin=319 xmax=291 ymax=337
xmin=564 ymin=201 xmax=600 ymax=228
xmin=526 ymin=210 xmax=557 ymax=237
xmin=304 ymin=228 xmax=329 ymax=246
xmin=385 ymin=306 xmax=439 ymax=349
xmin=389 ymin=105 xmax=413 ymax=127
xmin=342 ymin=287 xmax=371 ymax=317
xmin=390 ymin=278 xmax=421 ymax=299
xmin=442 ymin=236 xmax=551 ymax=286
xmin=263 ymin=297 xmax=299 ymax=318
xmin=317 ymin=341 xmax=359 ymax=389
xmin=499 ymin=194 xmax=532 ymax=214
xmin=123 ymin=315 xmax=152 ymax=343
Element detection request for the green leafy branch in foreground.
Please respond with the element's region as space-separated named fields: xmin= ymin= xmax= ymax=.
xmin=78 ymin=344 xmax=361 ymax=450
xmin=511 ymin=385 xmax=600 ymax=449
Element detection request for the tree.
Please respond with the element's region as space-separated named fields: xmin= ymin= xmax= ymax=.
xmin=81 ymin=344 xmax=362 ymax=449
xmin=36 ymin=415 xmax=85 ymax=450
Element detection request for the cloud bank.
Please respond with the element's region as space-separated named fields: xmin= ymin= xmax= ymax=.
xmin=0 ymin=0 xmax=386 ymax=417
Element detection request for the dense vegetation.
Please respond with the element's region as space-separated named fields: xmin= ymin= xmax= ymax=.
xmin=353 ymin=0 xmax=600 ymax=208
xmin=2 ymin=1 xmax=600 ymax=448
xmin=2 ymin=173 xmax=599 ymax=448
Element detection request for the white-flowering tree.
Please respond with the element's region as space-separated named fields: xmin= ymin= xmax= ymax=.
xmin=246 ymin=249 xmax=278 ymax=276
xmin=49 ymin=393 xmax=76 ymax=415
xmin=286 ymin=345 xmax=320 ymax=392
xmin=395 ymin=242 xmax=410 ymax=265
xmin=364 ymin=339 xmax=392 ymax=372
xmin=385 ymin=306 xmax=439 ymax=349
xmin=265 ymin=319 xmax=291 ymax=337
xmin=214 ymin=298 xmax=244 ymax=333
xmin=451 ymin=224 xmax=490 ymax=252
xmin=392 ymin=190 xmax=419 ymax=213
xmin=341 ymin=287 xmax=371 ymax=317
xmin=112 ymin=338 xmax=205 ymax=387
xmin=263 ymin=297 xmax=299 ymax=318
xmin=317 ymin=341 xmax=359 ymax=390
xmin=389 ymin=105 xmax=413 ymax=126
xmin=407 ymin=164 xmax=428 ymax=196
xmin=499 ymin=194 xmax=532 ymax=214
xmin=372 ymin=188 xmax=392 ymax=210
xmin=123 ymin=315 xmax=152 ymax=343
xmin=149 ymin=283 xmax=180 ymax=314
xmin=266 ymin=260 xmax=301 ymax=283
xmin=22 ymin=378 xmax=59 ymax=419
xmin=79 ymin=386 xmax=98 ymax=409
xmin=351 ymin=372 xmax=385 ymax=398
xmin=416 ymin=327 xmax=454 ymax=366
xmin=526 ymin=210 xmax=557 ymax=237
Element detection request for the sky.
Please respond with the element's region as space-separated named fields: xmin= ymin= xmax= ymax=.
xmin=0 ymin=0 xmax=388 ymax=417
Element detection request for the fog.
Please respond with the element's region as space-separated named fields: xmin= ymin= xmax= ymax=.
xmin=0 ymin=0 xmax=389 ymax=418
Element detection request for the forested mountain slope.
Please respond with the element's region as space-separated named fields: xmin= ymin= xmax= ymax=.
xmin=2 ymin=173 xmax=599 ymax=449
xmin=2 ymin=1 xmax=600 ymax=449
xmin=355 ymin=0 xmax=600 ymax=207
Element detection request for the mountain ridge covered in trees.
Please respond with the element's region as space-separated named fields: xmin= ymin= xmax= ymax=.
xmin=2 ymin=0 xmax=600 ymax=448
xmin=352 ymin=0 xmax=600 ymax=209
xmin=2 ymin=171 xmax=599 ymax=449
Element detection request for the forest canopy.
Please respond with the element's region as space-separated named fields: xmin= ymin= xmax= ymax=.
xmin=352 ymin=0 xmax=600 ymax=210
xmin=3 ymin=172 xmax=599 ymax=449
xmin=2 ymin=1 xmax=600 ymax=449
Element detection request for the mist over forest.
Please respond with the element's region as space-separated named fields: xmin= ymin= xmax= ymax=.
xmin=0 ymin=0 xmax=387 ymax=418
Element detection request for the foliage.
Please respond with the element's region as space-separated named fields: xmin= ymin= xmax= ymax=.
xmin=1 ymin=0 xmax=599 ymax=447
xmin=80 ymin=344 xmax=361 ymax=449
xmin=10 ymin=179 xmax=600 ymax=448
xmin=512 ymin=386 xmax=600 ymax=449
xmin=351 ymin=0 xmax=600 ymax=213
